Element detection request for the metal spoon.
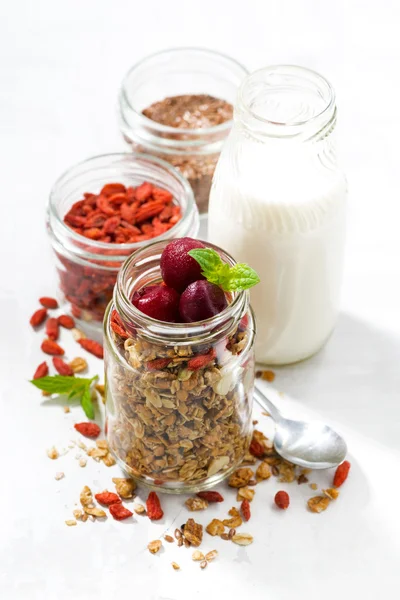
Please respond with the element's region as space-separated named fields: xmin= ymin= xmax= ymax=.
xmin=253 ymin=386 xmax=347 ymax=469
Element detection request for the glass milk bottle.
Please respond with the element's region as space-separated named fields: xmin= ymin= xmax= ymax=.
xmin=208 ymin=66 xmax=347 ymax=365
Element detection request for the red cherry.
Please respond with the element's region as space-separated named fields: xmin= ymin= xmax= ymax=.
xmin=132 ymin=284 xmax=180 ymax=322
xmin=160 ymin=238 xmax=206 ymax=292
xmin=179 ymin=280 xmax=228 ymax=322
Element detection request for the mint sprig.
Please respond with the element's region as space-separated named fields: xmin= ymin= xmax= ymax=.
xmin=30 ymin=375 xmax=98 ymax=419
xmin=188 ymin=248 xmax=260 ymax=292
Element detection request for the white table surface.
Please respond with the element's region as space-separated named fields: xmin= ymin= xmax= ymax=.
xmin=1 ymin=1 xmax=400 ymax=598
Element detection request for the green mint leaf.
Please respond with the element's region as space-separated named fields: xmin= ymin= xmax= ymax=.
xmin=80 ymin=385 xmax=95 ymax=420
xmin=30 ymin=375 xmax=86 ymax=394
xmin=188 ymin=248 xmax=260 ymax=292
xmin=221 ymin=263 xmax=261 ymax=291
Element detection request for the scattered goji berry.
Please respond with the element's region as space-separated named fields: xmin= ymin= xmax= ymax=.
xmin=95 ymin=491 xmax=121 ymax=506
xmin=274 ymin=491 xmax=290 ymax=510
xmin=196 ymin=491 xmax=224 ymax=503
xmin=53 ymin=357 xmax=74 ymax=376
xmin=74 ymin=422 xmax=101 ymax=438
xmin=241 ymin=499 xmax=251 ymax=521
xmin=109 ymin=503 xmax=133 ymax=520
xmin=77 ymin=338 xmax=104 ymax=359
xmin=249 ymin=437 xmax=265 ymax=458
xmin=41 ymin=339 xmax=64 ymax=355
xmin=146 ymin=491 xmax=164 ymax=520
xmin=333 ymin=460 xmax=351 ymax=488
xmin=30 ymin=308 xmax=47 ymax=328
xmin=146 ymin=358 xmax=171 ymax=370
xmin=187 ymin=348 xmax=216 ymax=371
xmin=39 ymin=297 xmax=58 ymax=309
xmin=33 ymin=361 xmax=49 ymax=380
xmin=45 ymin=317 xmax=59 ymax=341
xmin=58 ymin=314 xmax=75 ymax=329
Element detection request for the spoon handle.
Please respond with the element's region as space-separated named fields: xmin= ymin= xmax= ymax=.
xmin=253 ymin=385 xmax=282 ymax=422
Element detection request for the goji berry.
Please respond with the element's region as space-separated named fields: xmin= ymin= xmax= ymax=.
xmin=109 ymin=503 xmax=133 ymax=520
xmin=58 ymin=314 xmax=75 ymax=329
xmin=53 ymin=357 xmax=74 ymax=376
xmin=333 ymin=460 xmax=351 ymax=487
xmin=146 ymin=358 xmax=171 ymax=370
xmin=45 ymin=317 xmax=59 ymax=341
xmin=41 ymin=339 xmax=64 ymax=355
xmin=33 ymin=361 xmax=49 ymax=380
xmin=77 ymin=338 xmax=104 ymax=359
xmin=74 ymin=422 xmax=101 ymax=438
xmin=135 ymin=182 xmax=153 ymax=202
xmin=110 ymin=320 xmax=129 ymax=340
xmin=274 ymin=491 xmax=290 ymax=510
xmin=101 ymin=183 xmax=126 ymax=196
xmin=39 ymin=297 xmax=58 ymax=309
xmin=146 ymin=491 xmax=164 ymax=520
xmin=249 ymin=437 xmax=264 ymax=458
xmin=196 ymin=491 xmax=224 ymax=503
xmin=241 ymin=499 xmax=251 ymax=521
xmin=187 ymin=348 xmax=216 ymax=371
xmin=30 ymin=308 xmax=47 ymax=327
xmin=95 ymin=491 xmax=121 ymax=506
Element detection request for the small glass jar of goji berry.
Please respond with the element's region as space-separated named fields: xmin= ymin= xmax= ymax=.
xmin=103 ymin=239 xmax=256 ymax=493
xmin=47 ymin=153 xmax=198 ymax=333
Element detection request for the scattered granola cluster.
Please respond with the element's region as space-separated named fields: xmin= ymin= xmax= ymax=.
xmin=105 ymin=313 xmax=254 ymax=489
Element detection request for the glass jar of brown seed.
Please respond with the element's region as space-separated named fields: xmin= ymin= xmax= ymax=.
xmin=118 ymin=48 xmax=248 ymax=214
xmin=103 ymin=239 xmax=256 ymax=493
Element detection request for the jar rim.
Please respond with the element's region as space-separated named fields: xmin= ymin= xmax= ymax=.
xmin=114 ymin=238 xmax=249 ymax=343
xmin=47 ymin=151 xmax=197 ymax=261
xmin=119 ymin=46 xmax=248 ymax=139
xmin=237 ymin=65 xmax=336 ymax=138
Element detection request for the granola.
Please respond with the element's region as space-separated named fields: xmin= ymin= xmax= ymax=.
xmin=206 ymin=519 xmax=225 ymax=536
xmin=106 ymin=313 xmax=254 ymax=489
xmin=185 ymin=497 xmax=208 ymax=511
xmin=182 ymin=518 xmax=203 ymax=547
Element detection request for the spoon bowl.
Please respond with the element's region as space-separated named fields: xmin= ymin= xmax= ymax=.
xmin=254 ymin=387 xmax=347 ymax=469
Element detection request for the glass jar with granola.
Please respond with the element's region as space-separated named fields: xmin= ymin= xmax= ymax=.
xmin=104 ymin=239 xmax=256 ymax=493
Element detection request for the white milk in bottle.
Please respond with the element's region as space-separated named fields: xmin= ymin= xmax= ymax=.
xmin=208 ymin=66 xmax=347 ymax=365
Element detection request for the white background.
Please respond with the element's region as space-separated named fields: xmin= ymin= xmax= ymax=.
xmin=1 ymin=1 xmax=400 ymax=598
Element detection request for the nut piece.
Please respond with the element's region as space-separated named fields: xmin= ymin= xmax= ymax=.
xmin=185 ymin=497 xmax=208 ymax=511
xmin=47 ymin=446 xmax=59 ymax=460
xmin=171 ymin=562 xmax=180 ymax=571
xmin=192 ymin=550 xmax=205 ymax=561
xmin=308 ymin=496 xmax=330 ymax=513
xmin=228 ymin=468 xmax=254 ymax=488
xmin=232 ymin=533 xmax=254 ymax=546
xmin=69 ymin=357 xmax=88 ymax=373
xmin=148 ymin=540 xmax=162 ymax=554
xmin=134 ymin=503 xmax=146 ymax=514
xmin=65 ymin=519 xmax=77 ymax=527
xmin=164 ymin=535 xmax=174 ymax=543
xmin=112 ymin=477 xmax=136 ymax=499
xmin=205 ymin=550 xmax=218 ymax=562
xmin=256 ymin=461 xmax=272 ymax=482
xmin=206 ymin=519 xmax=225 ymax=536
xmin=183 ymin=518 xmax=203 ymax=547
xmin=222 ymin=507 xmax=242 ymax=528
xmin=55 ymin=472 xmax=65 ymax=481
xmin=237 ymin=486 xmax=255 ymax=502
xmin=323 ymin=488 xmax=340 ymax=500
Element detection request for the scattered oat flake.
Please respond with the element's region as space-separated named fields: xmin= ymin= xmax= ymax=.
xmin=54 ymin=472 xmax=64 ymax=480
xmin=232 ymin=533 xmax=253 ymax=546
xmin=262 ymin=411 xmax=271 ymax=417
xmin=323 ymin=488 xmax=340 ymax=500
xmin=63 ymin=406 xmax=70 ymax=413
xmin=71 ymin=328 xmax=86 ymax=341
xmin=307 ymin=496 xmax=330 ymax=513
xmin=79 ymin=458 xmax=87 ymax=467
xmin=85 ymin=506 xmax=107 ymax=518
xmin=205 ymin=550 xmax=218 ymax=562
xmin=65 ymin=519 xmax=77 ymax=527
xmin=171 ymin=562 xmax=180 ymax=571
xmin=192 ymin=550 xmax=205 ymax=561
xmin=134 ymin=503 xmax=146 ymax=514
xmin=69 ymin=357 xmax=88 ymax=373
xmin=80 ymin=485 xmax=94 ymax=508
xmin=47 ymin=446 xmax=59 ymax=460
xmin=261 ymin=370 xmax=275 ymax=382
xmin=73 ymin=509 xmax=84 ymax=520
xmin=148 ymin=540 xmax=162 ymax=554
xmin=237 ymin=486 xmax=255 ymax=502
xmin=309 ymin=483 xmax=318 ymax=490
